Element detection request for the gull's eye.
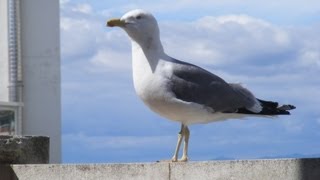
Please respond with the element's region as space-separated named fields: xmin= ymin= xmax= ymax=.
xmin=136 ymin=15 xmax=142 ymax=20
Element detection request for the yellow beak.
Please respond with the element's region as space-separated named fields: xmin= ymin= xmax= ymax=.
xmin=106 ymin=18 xmax=125 ymax=27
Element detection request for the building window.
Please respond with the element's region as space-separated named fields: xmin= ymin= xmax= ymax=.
xmin=0 ymin=110 xmax=15 ymax=135
xmin=0 ymin=102 xmax=22 ymax=135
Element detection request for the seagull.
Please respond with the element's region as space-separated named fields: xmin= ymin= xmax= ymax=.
xmin=106 ymin=9 xmax=295 ymax=162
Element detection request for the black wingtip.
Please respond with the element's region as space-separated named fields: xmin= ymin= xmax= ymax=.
xmin=278 ymin=104 xmax=296 ymax=111
xmin=232 ymin=100 xmax=296 ymax=115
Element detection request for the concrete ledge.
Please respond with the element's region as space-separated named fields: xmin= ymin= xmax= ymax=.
xmin=1 ymin=158 xmax=320 ymax=180
xmin=0 ymin=136 xmax=49 ymax=164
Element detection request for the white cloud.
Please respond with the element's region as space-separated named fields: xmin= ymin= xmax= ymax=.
xmin=161 ymin=15 xmax=297 ymax=68
xmin=60 ymin=17 xmax=99 ymax=59
xmin=95 ymin=0 xmax=320 ymax=26
xmin=89 ymin=49 xmax=131 ymax=71
xmin=60 ymin=0 xmax=70 ymax=6
xmin=152 ymin=0 xmax=318 ymax=14
xmin=299 ymin=50 xmax=320 ymax=67
xmin=71 ymin=3 xmax=93 ymax=14
xmin=61 ymin=1 xmax=320 ymax=74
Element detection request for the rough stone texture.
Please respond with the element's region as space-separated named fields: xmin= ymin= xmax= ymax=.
xmin=0 ymin=135 xmax=49 ymax=164
xmin=1 ymin=158 xmax=320 ymax=180
xmin=10 ymin=163 xmax=169 ymax=180
xmin=170 ymin=159 xmax=320 ymax=180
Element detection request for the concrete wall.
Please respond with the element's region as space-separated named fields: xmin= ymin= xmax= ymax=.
xmin=19 ymin=0 xmax=61 ymax=163
xmin=0 ymin=0 xmax=9 ymax=101
xmin=0 ymin=136 xmax=49 ymax=164
xmin=1 ymin=158 xmax=320 ymax=180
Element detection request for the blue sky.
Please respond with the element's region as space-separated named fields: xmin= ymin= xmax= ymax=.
xmin=60 ymin=0 xmax=320 ymax=163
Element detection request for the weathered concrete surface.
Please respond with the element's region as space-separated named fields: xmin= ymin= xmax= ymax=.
xmin=7 ymin=163 xmax=169 ymax=180
xmin=1 ymin=158 xmax=320 ymax=180
xmin=0 ymin=136 xmax=49 ymax=164
xmin=170 ymin=158 xmax=320 ymax=180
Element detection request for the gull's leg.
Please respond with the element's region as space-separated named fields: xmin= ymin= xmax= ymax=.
xmin=171 ymin=124 xmax=184 ymax=162
xmin=179 ymin=125 xmax=190 ymax=162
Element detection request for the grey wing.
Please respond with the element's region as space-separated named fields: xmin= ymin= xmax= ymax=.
xmin=169 ymin=62 xmax=258 ymax=112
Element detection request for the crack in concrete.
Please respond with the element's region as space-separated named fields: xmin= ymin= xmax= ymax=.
xmin=168 ymin=163 xmax=171 ymax=180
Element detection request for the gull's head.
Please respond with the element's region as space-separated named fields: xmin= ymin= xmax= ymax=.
xmin=107 ymin=9 xmax=161 ymax=48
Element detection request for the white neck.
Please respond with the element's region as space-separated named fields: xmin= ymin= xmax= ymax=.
xmin=131 ymin=36 xmax=165 ymax=71
xmin=131 ymin=38 xmax=165 ymax=97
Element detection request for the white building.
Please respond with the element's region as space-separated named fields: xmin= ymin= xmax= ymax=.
xmin=0 ymin=0 xmax=61 ymax=163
